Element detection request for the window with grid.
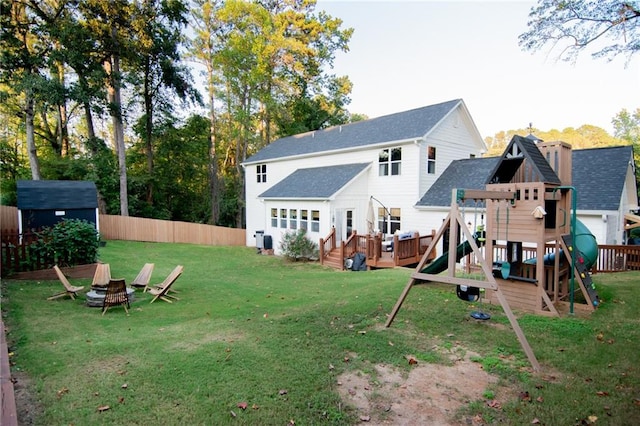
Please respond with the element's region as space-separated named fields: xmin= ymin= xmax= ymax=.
xmin=377 ymin=207 xmax=401 ymax=234
xmin=256 ymin=164 xmax=267 ymax=182
xmin=270 ymin=208 xmax=277 ymax=227
xmin=378 ymin=147 xmax=402 ymax=176
xmin=427 ymin=146 xmax=436 ymax=174
xmin=311 ymin=210 xmax=320 ymax=232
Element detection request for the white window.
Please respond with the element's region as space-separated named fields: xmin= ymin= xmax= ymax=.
xmin=280 ymin=208 xmax=287 ymax=228
xmin=427 ymin=146 xmax=436 ymax=174
xmin=300 ymin=210 xmax=308 ymax=230
xmin=256 ymin=164 xmax=267 ymax=182
xmin=270 ymin=208 xmax=277 ymax=227
xmin=311 ymin=210 xmax=320 ymax=232
xmin=379 ymin=147 xmax=402 ymax=176
xmin=289 ymin=209 xmax=297 ymax=229
xmin=378 ymin=207 xmax=401 ymax=234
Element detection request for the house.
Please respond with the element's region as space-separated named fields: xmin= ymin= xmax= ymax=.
xmin=416 ymin=140 xmax=638 ymax=245
xmin=16 ymin=180 xmax=100 ymax=233
xmin=242 ymin=99 xmax=486 ymax=253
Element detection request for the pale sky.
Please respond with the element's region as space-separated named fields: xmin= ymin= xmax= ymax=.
xmin=316 ymin=0 xmax=640 ymax=139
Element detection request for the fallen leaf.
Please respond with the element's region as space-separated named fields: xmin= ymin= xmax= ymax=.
xmin=536 ymin=396 xmax=544 ymax=403
xmin=531 ymin=418 xmax=540 ymax=424
xmin=121 ymin=383 xmax=128 ymax=389
xmin=406 ymin=355 xmax=418 ymax=365
xmin=388 ymin=341 xmax=394 ymax=346
xmin=634 ymin=398 xmax=640 ymax=406
xmin=487 ymin=400 xmax=501 ymax=409
xmin=97 ymin=405 xmax=110 ymax=412
xmin=252 ymin=404 xmax=259 ymax=410
xmin=596 ymin=332 xmax=604 ymax=341
xmin=588 ymin=415 xmax=598 ymax=422
xmin=607 ymin=339 xmax=615 ymax=344
xmin=237 ymin=402 xmax=248 ymax=410
xmin=343 ymin=356 xmax=350 ymax=363
xmin=360 ymin=414 xmax=371 ymax=422
xmin=230 ymin=410 xmax=236 ymax=418
xmin=519 ymin=391 xmax=531 ymax=402
xmin=596 ymin=391 xmax=609 ymax=397
xmin=56 ymin=387 xmax=69 ymax=399
xmin=118 ymin=396 xmax=125 ymax=404
xmin=358 ymin=330 xmax=366 ymax=335
xmin=348 ymin=388 xmax=356 ymax=396
xmin=279 ymin=389 xmax=288 ymax=395
xmin=328 ymin=364 xmax=335 ymax=370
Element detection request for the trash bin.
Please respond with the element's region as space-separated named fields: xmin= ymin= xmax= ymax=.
xmin=254 ymin=231 xmax=264 ymax=249
xmin=263 ymin=235 xmax=273 ymax=250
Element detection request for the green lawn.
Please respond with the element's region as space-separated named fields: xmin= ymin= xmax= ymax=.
xmin=2 ymin=240 xmax=639 ymax=425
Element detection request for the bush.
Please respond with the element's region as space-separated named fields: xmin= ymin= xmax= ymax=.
xmin=279 ymin=229 xmax=319 ymax=261
xmin=30 ymin=219 xmax=99 ymax=267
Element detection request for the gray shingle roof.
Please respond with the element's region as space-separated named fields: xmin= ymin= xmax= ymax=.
xmin=245 ymin=99 xmax=463 ymax=164
xmin=416 ymin=157 xmax=500 ymax=207
xmin=572 ymin=146 xmax=633 ymax=211
xmin=259 ymin=163 xmax=370 ymax=199
xmin=17 ymin=180 xmax=98 ymax=209
xmin=417 ymin=146 xmax=633 ymax=211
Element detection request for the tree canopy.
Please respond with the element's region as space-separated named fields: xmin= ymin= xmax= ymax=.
xmin=519 ymin=0 xmax=640 ymax=63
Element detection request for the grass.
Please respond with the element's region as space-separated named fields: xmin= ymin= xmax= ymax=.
xmin=2 ymin=240 xmax=639 ymax=425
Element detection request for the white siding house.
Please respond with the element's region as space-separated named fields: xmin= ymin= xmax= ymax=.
xmin=242 ymin=99 xmax=486 ymax=253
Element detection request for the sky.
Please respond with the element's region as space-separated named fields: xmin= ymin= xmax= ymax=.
xmin=315 ymin=0 xmax=640 ymax=139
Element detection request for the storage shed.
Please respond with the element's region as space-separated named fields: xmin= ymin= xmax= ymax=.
xmin=17 ymin=180 xmax=99 ymax=232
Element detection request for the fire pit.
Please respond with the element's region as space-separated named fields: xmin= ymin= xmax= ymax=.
xmin=85 ymin=264 xmax=135 ymax=307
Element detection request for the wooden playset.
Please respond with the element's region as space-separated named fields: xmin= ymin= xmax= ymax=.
xmin=385 ymin=135 xmax=601 ymax=371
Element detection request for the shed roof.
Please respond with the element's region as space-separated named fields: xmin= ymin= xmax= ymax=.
xmin=417 ymin=145 xmax=634 ymax=211
xmin=259 ymin=163 xmax=370 ymax=199
xmin=17 ymin=180 xmax=98 ymax=210
xmin=245 ymin=99 xmax=466 ymax=164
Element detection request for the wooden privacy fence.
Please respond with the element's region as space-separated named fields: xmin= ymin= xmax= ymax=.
xmin=98 ymin=214 xmax=246 ymax=246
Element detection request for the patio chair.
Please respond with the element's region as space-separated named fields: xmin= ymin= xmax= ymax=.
xmin=91 ymin=263 xmax=111 ymax=288
xmin=102 ymin=278 xmax=130 ymax=315
xmin=48 ymin=265 xmax=85 ymax=300
xmin=147 ymin=265 xmax=183 ymax=303
xmin=131 ymin=263 xmax=154 ymax=289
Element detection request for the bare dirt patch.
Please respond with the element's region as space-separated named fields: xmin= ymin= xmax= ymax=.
xmin=337 ymin=349 xmax=506 ymax=425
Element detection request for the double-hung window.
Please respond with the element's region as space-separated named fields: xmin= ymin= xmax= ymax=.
xmin=378 ymin=147 xmax=402 ymax=176
xmin=256 ymin=164 xmax=267 ymax=182
xmin=427 ymin=146 xmax=436 ymax=174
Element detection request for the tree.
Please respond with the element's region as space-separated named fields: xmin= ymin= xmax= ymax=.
xmin=612 ymin=108 xmax=640 ymax=188
xmin=519 ymin=1 xmax=640 ymax=63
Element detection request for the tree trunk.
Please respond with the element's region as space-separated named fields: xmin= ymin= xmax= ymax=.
xmin=106 ymin=26 xmax=128 ymax=216
xmin=143 ymin=57 xmax=154 ymax=206
xmin=25 ymin=91 xmax=41 ymax=180
xmin=207 ymin=63 xmax=219 ymax=225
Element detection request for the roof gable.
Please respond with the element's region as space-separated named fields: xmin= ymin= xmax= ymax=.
xmin=17 ymin=180 xmax=98 ymax=210
xmin=486 ymin=135 xmax=561 ymax=185
xmin=259 ymin=163 xmax=370 ymax=199
xmin=245 ymin=99 xmax=466 ymax=164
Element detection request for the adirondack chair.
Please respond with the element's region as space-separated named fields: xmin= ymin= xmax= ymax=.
xmin=102 ymin=278 xmax=130 ymax=315
xmin=147 ymin=266 xmax=183 ymax=303
xmin=48 ymin=265 xmax=85 ymax=300
xmin=131 ymin=263 xmax=154 ymax=289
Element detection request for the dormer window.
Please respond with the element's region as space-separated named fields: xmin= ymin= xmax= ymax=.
xmin=379 ymin=147 xmax=402 ymax=176
xmin=256 ymin=164 xmax=267 ymax=183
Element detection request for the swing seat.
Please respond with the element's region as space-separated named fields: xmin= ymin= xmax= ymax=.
xmin=456 ymin=285 xmax=480 ymax=302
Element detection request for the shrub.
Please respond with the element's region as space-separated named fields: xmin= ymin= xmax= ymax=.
xmin=279 ymin=229 xmax=318 ymax=261
xmin=30 ymin=219 xmax=99 ymax=267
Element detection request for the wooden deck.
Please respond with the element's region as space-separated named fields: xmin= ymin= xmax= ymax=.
xmin=320 ymin=229 xmax=436 ymax=270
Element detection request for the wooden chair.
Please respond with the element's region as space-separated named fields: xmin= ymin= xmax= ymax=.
xmin=48 ymin=265 xmax=85 ymax=300
xmin=91 ymin=263 xmax=111 ymax=288
xmin=102 ymin=279 xmax=130 ymax=315
xmin=147 ymin=266 xmax=183 ymax=303
xmin=131 ymin=263 xmax=154 ymax=289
